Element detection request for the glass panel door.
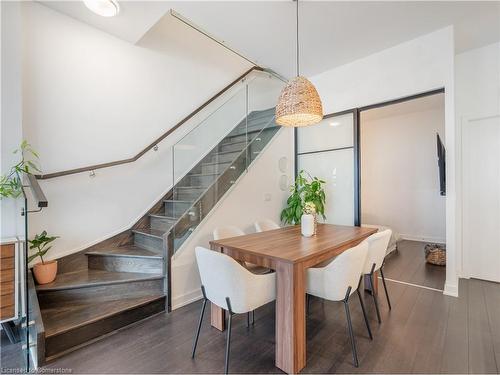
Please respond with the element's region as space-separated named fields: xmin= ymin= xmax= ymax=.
xmin=296 ymin=112 xmax=357 ymax=225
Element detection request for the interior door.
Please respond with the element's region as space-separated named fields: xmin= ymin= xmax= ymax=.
xmin=296 ymin=112 xmax=357 ymax=225
xmin=462 ymin=114 xmax=500 ymax=282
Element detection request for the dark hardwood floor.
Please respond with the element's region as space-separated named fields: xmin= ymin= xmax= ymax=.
xmin=2 ymin=241 xmax=499 ymax=374
xmin=383 ymin=240 xmax=446 ymax=290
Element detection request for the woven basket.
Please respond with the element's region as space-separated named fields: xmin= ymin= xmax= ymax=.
xmin=424 ymin=244 xmax=446 ymax=266
xmin=275 ymin=76 xmax=323 ymax=127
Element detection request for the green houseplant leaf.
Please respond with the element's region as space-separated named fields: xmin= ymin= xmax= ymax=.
xmin=28 ymin=231 xmax=59 ymax=265
xmin=280 ymin=170 xmax=327 ymax=224
xmin=0 ymin=140 xmax=41 ymax=199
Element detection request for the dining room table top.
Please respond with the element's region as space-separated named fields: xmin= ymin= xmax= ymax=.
xmin=209 ymin=223 xmax=377 ymax=264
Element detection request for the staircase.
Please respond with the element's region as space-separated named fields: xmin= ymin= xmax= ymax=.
xmin=32 ymin=108 xmax=280 ymax=364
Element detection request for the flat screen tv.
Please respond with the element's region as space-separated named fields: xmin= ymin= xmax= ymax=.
xmin=437 ymin=133 xmax=446 ymax=196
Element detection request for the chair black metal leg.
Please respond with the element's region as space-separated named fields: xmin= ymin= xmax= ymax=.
xmin=380 ymin=267 xmax=392 ymax=310
xmin=246 ymin=312 xmax=250 ymax=327
xmin=343 ymin=287 xmax=359 ymax=368
xmin=225 ymin=313 xmax=233 ymax=374
xmin=369 ymin=264 xmax=382 ymax=324
xmin=369 ymin=273 xmax=382 ymax=323
xmin=225 ymin=297 xmax=234 ymax=375
xmin=251 ymin=310 xmax=255 ymax=325
xmin=191 ymin=287 xmax=207 ymax=358
xmin=357 ymin=289 xmax=373 ymax=340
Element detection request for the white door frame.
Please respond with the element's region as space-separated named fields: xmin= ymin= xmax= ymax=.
xmin=460 ymin=113 xmax=500 ymax=281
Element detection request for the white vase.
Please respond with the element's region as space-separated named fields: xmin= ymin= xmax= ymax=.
xmin=301 ymin=214 xmax=315 ymax=237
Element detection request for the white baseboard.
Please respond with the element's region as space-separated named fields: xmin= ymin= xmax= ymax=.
xmin=400 ymin=234 xmax=446 ymax=244
xmin=443 ymin=282 xmax=459 ymax=297
xmin=172 ymin=288 xmax=202 ymax=310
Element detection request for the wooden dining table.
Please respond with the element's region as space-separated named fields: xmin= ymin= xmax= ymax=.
xmin=209 ymin=223 xmax=378 ymax=374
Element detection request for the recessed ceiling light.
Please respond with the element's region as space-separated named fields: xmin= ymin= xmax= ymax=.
xmin=329 ymin=121 xmax=340 ymax=127
xmin=84 ymin=0 xmax=120 ymax=17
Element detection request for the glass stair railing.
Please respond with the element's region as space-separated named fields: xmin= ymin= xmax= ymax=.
xmin=166 ymin=71 xmax=285 ymax=253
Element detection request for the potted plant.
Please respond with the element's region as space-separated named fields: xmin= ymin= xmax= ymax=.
xmin=280 ymin=170 xmax=326 ymax=227
xmin=302 ymin=201 xmax=317 ymax=236
xmin=28 ymin=231 xmax=59 ymax=284
xmin=0 ymin=140 xmax=40 ymax=198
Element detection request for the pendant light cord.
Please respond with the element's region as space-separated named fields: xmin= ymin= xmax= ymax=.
xmin=296 ymin=0 xmax=299 ymax=77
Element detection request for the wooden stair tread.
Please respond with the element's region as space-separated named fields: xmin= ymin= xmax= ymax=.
xmin=148 ymin=213 xmax=178 ymax=220
xmin=211 ymin=149 xmax=241 ymax=156
xmin=36 ymin=269 xmax=162 ymax=292
xmin=186 ymin=172 xmax=220 ymax=178
xmin=42 ymin=294 xmax=164 ymax=337
xmin=163 ymin=199 xmax=192 ymax=203
xmin=85 ymin=245 xmax=162 ymax=259
xmin=220 ymin=139 xmax=247 ymax=146
xmin=132 ymin=228 xmax=165 ymax=239
xmin=200 ymin=160 xmax=232 ymax=167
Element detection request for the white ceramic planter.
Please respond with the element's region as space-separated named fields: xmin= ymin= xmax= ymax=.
xmin=301 ymin=214 xmax=315 ymax=237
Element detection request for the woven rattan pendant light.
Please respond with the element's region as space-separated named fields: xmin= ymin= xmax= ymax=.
xmin=276 ymin=0 xmax=323 ymax=127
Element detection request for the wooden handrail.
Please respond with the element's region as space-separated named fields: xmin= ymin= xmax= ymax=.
xmin=28 ymin=174 xmax=48 ymax=207
xmin=35 ymin=66 xmax=266 ymax=180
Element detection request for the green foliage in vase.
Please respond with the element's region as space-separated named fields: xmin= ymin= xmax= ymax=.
xmin=0 ymin=140 xmax=40 ymax=198
xmin=28 ymin=231 xmax=59 ymax=264
xmin=280 ymin=170 xmax=326 ymax=225
xmin=303 ymin=201 xmax=317 ymax=215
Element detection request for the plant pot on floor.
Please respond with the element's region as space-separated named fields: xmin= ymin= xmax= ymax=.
xmin=33 ymin=260 xmax=58 ymax=284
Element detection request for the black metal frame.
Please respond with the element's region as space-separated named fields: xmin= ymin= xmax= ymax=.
xmin=358 ymin=88 xmax=444 ymax=112
xmin=341 ymin=283 xmax=374 ymax=368
xmin=367 ymin=262 xmax=392 ymax=324
xmin=294 ymin=108 xmax=361 ymax=226
xmin=224 ymin=297 xmax=234 ymax=375
xmin=353 ymin=109 xmax=361 ymax=226
xmin=193 ymin=283 xmax=376 ymax=371
xmin=368 ymin=263 xmax=382 ymax=323
xmin=380 ymin=266 xmax=392 ymax=310
xmin=191 ymin=286 xmax=256 ymax=374
xmin=292 ymin=88 xmax=446 ymax=228
xmin=191 ymin=286 xmax=208 ymax=359
xmin=355 ymin=277 xmax=373 ymax=342
xmin=342 ymin=286 xmax=358 ymax=367
xmin=307 ymin=279 xmax=372 ymax=368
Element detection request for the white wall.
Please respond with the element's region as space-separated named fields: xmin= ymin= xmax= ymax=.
xmin=21 ymin=2 xmax=253 ymax=259
xmin=310 ymin=27 xmax=458 ymax=296
xmin=361 ymin=100 xmax=446 ymax=243
xmin=455 ymin=42 xmax=500 ymax=118
xmin=172 ymin=128 xmax=293 ymax=309
xmin=22 ymin=2 xmax=251 ymax=173
xmin=1 ymin=1 xmax=24 ymax=240
xmin=455 ymin=42 xmax=500 ymax=279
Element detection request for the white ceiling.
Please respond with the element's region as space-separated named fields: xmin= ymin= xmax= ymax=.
xmin=40 ymin=1 xmax=500 ymax=78
xmin=361 ymin=93 xmax=445 ymax=122
xmin=39 ymin=1 xmax=171 ymax=43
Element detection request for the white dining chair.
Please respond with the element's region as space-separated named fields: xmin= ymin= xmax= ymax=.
xmin=192 ymin=246 xmax=276 ymax=374
xmin=306 ymin=241 xmax=372 ymax=367
xmin=213 ymin=226 xmax=272 ymax=275
xmin=362 ymin=229 xmax=393 ymax=324
xmin=213 ymin=226 xmax=272 ymax=327
xmin=254 ymin=219 xmax=280 ymax=232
